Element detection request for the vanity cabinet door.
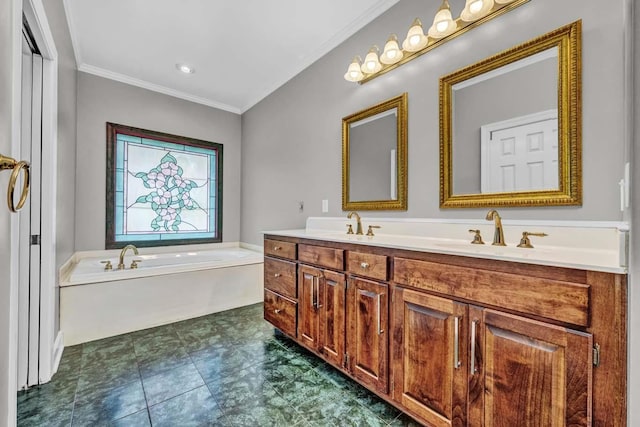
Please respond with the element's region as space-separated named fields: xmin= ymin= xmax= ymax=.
xmin=468 ymin=307 xmax=593 ymax=427
xmin=317 ymin=270 xmax=346 ymax=367
xmin=391 ymin=287 xmax=468 ymax=427
xmin=298 ymin=265 xmax=322 ymax=352
xmin=346 ymin=276 xmax=389 ymax=394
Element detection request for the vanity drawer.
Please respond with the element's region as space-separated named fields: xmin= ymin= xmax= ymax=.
xmin=264 ymin=239 xmax=297 ymax=260
xmin=298 ymin=244 xmax=344 ymax=271
xmin=394 ymin=257 xmax=590 ymax=327
xmin=264 ymin=289 xmax=297 ymax=337
xmin=264 ymin=257 xmax=297 ymax=299
xmin=347 ymin=252 xmax=388 ymax=281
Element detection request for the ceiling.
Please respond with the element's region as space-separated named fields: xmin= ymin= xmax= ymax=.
xmin=63 ymin=0 xmax=400 ymax=114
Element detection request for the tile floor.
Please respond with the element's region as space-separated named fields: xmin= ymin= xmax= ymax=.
xmin=17 ymin=303 xmax=421 ymax=426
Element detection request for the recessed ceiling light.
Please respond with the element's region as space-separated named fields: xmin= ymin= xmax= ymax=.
xmin=176 ymin=63 xmax=195 ymax=74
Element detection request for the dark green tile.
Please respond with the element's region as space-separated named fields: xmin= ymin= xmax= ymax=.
xmin=314 ymin=361 xmax=357 ymax=390
xmin=142 ymin=361 xmax=204 ymax=406
xmin=81 ymin=340 xmax=137 ymax=369
xmin=136 ymin=346 xmax=191 ymax=379
xmin=112 ymin=409 xmax=151 ymax=426
xmin=77 ymin=354 xmax=140 ymax=394
xmin=297 ymin=394 xmax=386 ymax=427
xmin=272 ymin=368 xmax=346 ymax=408
xmin=190 ymin=344 xmax=246 ymax=383
xmin=71 ymin=380 xmax=146 ymax=425
xmin=17 ymin=401 xmax=73 ymax=427
xmin=387 ymin=412 xmax=424 ymax=426
xmin=129 ymin=324 xmax=176 ymax=341
xmin=221 ymin=385 xmax=306 ymax=427
xmin=149 ymin=385 xmax=225 ymax=426
xmin=206 ymin=364 xmax=274 ymax=410
xmin=82 ymin=334 xmax=133 ymax=354
xmin=132 ymin=330 xmax=182 ymax=356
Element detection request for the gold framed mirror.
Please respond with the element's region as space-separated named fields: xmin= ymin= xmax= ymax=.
xmin=343 ymin=93 xmax=408 ymax=211
xmin=440 ymin=21 xmax=581 ymax=208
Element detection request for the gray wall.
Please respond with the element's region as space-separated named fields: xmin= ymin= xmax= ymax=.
xmin=241 ymin=0 xmax=626 ymax=245
xmin=0 ymin=1 xmax=18 ymax=423
xmin=452 ymin=56 xmax=557 ymax=194
xmin=42 ymin=0 xmax=77 ymax=337
xmin=75 ymin=72 xmax=242 ymax=250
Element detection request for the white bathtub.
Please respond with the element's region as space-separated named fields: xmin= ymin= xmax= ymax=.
xmin=60 ymin=244 xmax=264 ymax=345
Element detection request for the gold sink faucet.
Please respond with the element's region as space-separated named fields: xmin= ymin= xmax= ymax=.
xmin=485 ymin=210 xmax=506 ymax=246
xmin=118 ymin=244 xmax=139 ymax=270
xmin=347 ymin=211 xmax=363 ymax=235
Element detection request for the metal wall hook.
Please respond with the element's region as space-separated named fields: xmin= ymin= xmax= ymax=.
xmin=0 ymin=154 xmax=30 ymax=213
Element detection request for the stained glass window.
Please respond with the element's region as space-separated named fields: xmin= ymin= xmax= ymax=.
xmin=106 ymin=123 xmax=222 ymax=248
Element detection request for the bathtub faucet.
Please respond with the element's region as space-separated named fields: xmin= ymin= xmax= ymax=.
xmin=118 ymin=244 xmax=139 ymax=270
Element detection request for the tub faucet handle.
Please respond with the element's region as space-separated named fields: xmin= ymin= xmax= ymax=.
xmin=130 ymin=259 xmax=142 ymax=269
xmin=100 ymin=260 xmax=113 ymax=271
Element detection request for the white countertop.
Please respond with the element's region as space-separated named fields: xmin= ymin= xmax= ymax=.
xmin=264 ymin=217 xmax=628 ymax=274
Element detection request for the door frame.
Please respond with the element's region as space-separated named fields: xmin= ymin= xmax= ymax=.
xmin=12 ymin=0 xmax=58 ymax=396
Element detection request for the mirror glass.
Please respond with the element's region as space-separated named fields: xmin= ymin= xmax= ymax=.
xmin=343 ymin=93 xmax=407 ymax=211
xmin=440 ymin=21 xmax=581 ymax=208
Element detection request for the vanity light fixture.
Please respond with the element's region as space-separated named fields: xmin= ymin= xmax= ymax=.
xmin=176 ymin=63 xmax=195 ymax=74
xmin=401 ymin=18 xmax=429 ymax=52
xmin=344 ymin=56 xmax=365 ymax=82
xmin=343 ymin=0 xmax=530 ymax=84
xmin=361 ymin=46 xmax=383 ymax=74
xmin=380 ymin=34 xmax=404 ymax=65
xmin=428 ymin=0 xmax=457 ymax=39
xmin=461 ymin=0 xmax=495 ymax=22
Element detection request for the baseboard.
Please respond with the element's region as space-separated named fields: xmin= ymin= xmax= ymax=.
xmin=240 ymin=242 xmax=263 ymax=253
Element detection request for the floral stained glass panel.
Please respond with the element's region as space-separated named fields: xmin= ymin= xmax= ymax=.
xmin=106 ymin=123 xmax=222 ymax=248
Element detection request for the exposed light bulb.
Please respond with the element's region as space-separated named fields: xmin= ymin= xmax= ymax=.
xmin=436 ymin=20 xmax=449 ymax=32
xmin=470 ymin=0 xmax=483 ymax=13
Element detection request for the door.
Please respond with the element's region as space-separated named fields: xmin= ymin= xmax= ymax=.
xmin=317 ymin=270 xmax=345 ymax=367
xmin=346 ymin=276 xmax=388 ymax=394
xmin=17 ymin=26 xmax=43 ymax=389
xmin=469 ymin=308 xmax=592 ymax=426
xmin=298 ymin=265 xmax=321 ymax=352
xmin=481 ymin=110 xmax=558 ymax=193
xmin=391 ymin=287 xmax=468 ymax=427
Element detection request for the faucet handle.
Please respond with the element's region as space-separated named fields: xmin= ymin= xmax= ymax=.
xmin=517 ymin=232 xmax=548 ymax=249
xmin=366 ymin=225 xmax=381 ymax=236
xmin=100 ymin=260 xmax=113 ymax=271
xmin=346 ymin=224 xmax=354 ymax=235
xmin=468 ymin=229 xmax=485 ymax=245
xmin=130 ymin=259 xmax=142 ymax=269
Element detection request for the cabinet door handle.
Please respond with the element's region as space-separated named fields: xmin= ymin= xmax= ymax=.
xmin=377 ymin=293 xmax=384 ymax=335
xmin=470 ymin=320 xmax=479 ymax=375
xmin=454 ymin=316 xmax=461 ymax=369
xmin=315 ymin=276 xmax=322 ymax=309
xmin=310 ymin=276 xmax=316 ymax=309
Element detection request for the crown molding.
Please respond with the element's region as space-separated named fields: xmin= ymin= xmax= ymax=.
xmin=78 ymin=63 xmax=242 ymax=114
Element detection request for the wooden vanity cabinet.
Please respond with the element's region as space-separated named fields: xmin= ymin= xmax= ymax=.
xmin=263 ymin=235 xmax=627 ymax=427
xmin=467 ymin=306 xmax=592 ymax=426
xmin=392 ymin=288 xmax=468 ymax=427
xmin=263 ymin=238 xmax=298 ymax=339
xmin=392 ymin=288 xmax=593 ymax=427
xmin=346 ymin=276 xmax=389 ymax=394
xmin=297 ymin=264 xmax=346 ymax=367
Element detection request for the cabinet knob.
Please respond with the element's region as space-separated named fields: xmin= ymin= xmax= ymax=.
xmin=274 ymin=309 xmax=282 ymax=314
xmin=273 ymin=246 xmax=281 ymax=251
xmin=360 ymin=262 xmax=370 ymax=269
xmin=274 ymin=273 xmax=281 ymax=278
